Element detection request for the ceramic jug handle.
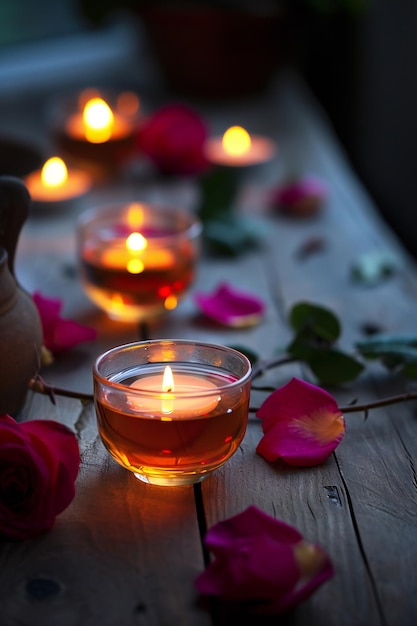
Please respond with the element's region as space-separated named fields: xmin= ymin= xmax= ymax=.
xmin=0 ymin=176 xmax=31 ymax=276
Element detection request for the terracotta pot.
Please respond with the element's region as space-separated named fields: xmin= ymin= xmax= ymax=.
xmin=139 ymin=7 xmax=289 ymax=98
xmin=0 ymin=177 xmax=43 ymax=416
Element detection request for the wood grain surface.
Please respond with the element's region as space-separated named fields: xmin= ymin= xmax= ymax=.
xmin=1 ymin=70 xmax=416 ymax=626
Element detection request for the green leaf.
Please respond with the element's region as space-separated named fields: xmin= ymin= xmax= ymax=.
xmin=203 ymin=215 xmax=262 ymax=257
xmin=399 ymin=362 xmax=417 ymax=379
xmin=287 ymin=331 xmax=318 ymax=361
xmin=356 ymin=334 xmax=417 ymax=352
xmin=351 ymin=251 xmax=400 ymax=286
xmin=197 ymin=167 xmax=242 ymax=222
xmin=308 ymin=349 xmax=364 ymax=385
xmin=356 ymin=335 xmax=417 ymax=369
xmin=289 ymin=302 xmax=341 ymax=343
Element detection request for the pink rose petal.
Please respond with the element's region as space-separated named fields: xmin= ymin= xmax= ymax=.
xmin=256 ymin=378 xmax=345 ymax=467
xmin=194 ymin=282 xmax=265 ymax=327
xmin=270 ymin=176 xmax=328 ymax=217
xmin=33 ymin=291 xmax=96 ymax=354
xmin=195 ymin=505 xmax=333 ymax=614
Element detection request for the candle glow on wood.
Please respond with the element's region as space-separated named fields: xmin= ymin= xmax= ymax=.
xmin=129 ymin=365 xmax=220 ymax=419
xmin=204 ymin=125 xmax=276 ymax=167
xmin=24 ymin=156 xmax=91 ymax=203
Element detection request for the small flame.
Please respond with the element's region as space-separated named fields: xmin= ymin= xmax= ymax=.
xmin=162 ymin=365 xmax=175 ymax=415
xmin=126 ymin=232 xmax=147 ymax=252
xmin=41 ymin=157 xmax=68 ymax=188
xmin=83 ymin=98 xmax=114 ymax=143
xmin=125 ymin=232 xmax=147 ymax=274
xmin=162 ymin=365 xmax=175 ymax=393
xmin=222 ymin=126 xmax=251 ymax=156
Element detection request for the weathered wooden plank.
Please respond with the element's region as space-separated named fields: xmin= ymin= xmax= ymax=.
xmin=5 ymin=68 xmax=417 ymax=626
xmin=4 ymin=395 xmax=211 ymax=626
xmin=240 ymin=73 xmax=417 ymax=626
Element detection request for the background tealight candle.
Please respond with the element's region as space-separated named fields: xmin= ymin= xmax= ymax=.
xmin=66 ymin=96 xmax=132 ymax=144
xmin=24 ymin=156 xmax=91 ymax=205
xmin=51 ymin=89 xmax=141 ymax=173
xmin=204 ymin=125 xmax=276 ymax=167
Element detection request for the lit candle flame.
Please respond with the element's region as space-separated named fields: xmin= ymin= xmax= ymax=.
xmin=83 ymin=97 xmax=114 ymax=143
xmin=126 ymin=232 xmax=147 ymax=252
xmin=41 ymin=157 xmax=68 ymax=188
xmin=162 ymin=365 xmax=175 ymax=392
xmin=125 ymin=232 xmax=147 ymax=274
xmin=222 ymin=126 xmax=251 ymax=156
xmin=162 ymin=365 xmax=174 ymax=415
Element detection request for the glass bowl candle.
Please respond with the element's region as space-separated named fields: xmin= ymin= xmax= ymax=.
xmin=93 ymin=340 xmax=252 ymax=486
xmin=77 ymin=202 xmax=202 ymax=322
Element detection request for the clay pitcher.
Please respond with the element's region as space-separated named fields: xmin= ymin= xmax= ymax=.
xmin=0 ymin=176 xmax=43 ymax=416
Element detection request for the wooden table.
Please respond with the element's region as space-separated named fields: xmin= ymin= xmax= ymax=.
xmin=1 ymin=70 xmax=417 ymax=626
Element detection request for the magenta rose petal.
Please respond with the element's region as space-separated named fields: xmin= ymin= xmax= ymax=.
xmin=256 ymin=378 xmax=345 ymax=467
xmin=33 ymin=291 xmax=97 ymax=354
xmin=195 ymin=506 xmax=334 ymax=614
xmin=194 ymin=283 xmax=265 ymax=327
xmin=49 ymin=317 xmax=97 ymax=352
xmin=270 ymin=176 xmax=328 ymax=217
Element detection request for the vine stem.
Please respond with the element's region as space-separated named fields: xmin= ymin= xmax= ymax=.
xmin=29 ymin=374 xmax=417 ymax=416
xmin=29 ymin=376 xmax=93 ymax=404
xmin=340 ymin=391 xmax=417 ymax=414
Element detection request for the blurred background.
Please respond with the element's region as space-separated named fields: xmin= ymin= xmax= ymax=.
xmin=1 ymin=0 xmax=416 ymax=259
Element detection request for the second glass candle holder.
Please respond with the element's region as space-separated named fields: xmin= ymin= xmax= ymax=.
xmin=77 ymin=202 xmax=202 ymax=322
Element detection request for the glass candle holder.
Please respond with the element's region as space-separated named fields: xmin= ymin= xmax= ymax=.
xmin=77 ymin=202 xmax=202 ymax=322
xmin=93 ymin=340 xmax=252 ymax=486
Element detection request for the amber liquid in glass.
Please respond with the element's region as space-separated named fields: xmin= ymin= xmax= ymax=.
xmin=80 ymin=241 xmax=197 ymax=322
xmin=95 ymin=369 xmax=249 ymax=485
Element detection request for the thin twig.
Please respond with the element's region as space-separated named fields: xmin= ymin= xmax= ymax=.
xmin=250 ymin=390 xmax=417 ymax=415
xmin=29 ymin=376 xmax=94 ymax=403
xmin=339 ymin=391 xmax=417 ymax=414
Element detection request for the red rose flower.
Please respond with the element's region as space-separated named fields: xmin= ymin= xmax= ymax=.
xmin=0 ymin=414 xmax=80 ymax=540
xmin=137 ymin=104 xmax=209 ymax=175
